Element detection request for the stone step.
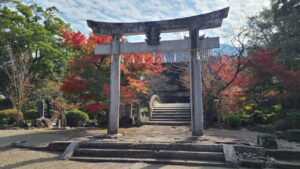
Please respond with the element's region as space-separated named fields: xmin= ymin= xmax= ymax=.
xmin=266 ymin=150 xmax=300 ymax=160
xmin=154 ymin=107 xmax=190 ymax=108
xmin=78 ymin=142 xmax=223 ymax=152
xmin=152 ymin=114 xmax=190 ymax=117
xmin=143 ymin=121 xmax=191 ymax=125
xmin=153 ymin=108 xmax=190 ymax=110
xmin=69 ymin=157 xmax=225 ymax=167
xmin=73 ymin=148 xmax=225 ymax=161
xmin=273 ymin=159 xmax=300 ymax=169
xmin=155 ymin=103 xmax=190 ymax=107
xmin=153 ymin=106 xmax=190 ymax=108
xmin=152 ymin=115 xmax=191 ymax=119
xmin=153 ymin=111 xmax=190 ymax=113
xmin=152 ymin=115 xmax=190 ymax=117
xmin=150 ymin=118 xmax=191 ymax=121
xmin=152 ymin=110 xmax=191 ymax=114
xmin=48 ymin=141 xmax=73 ymax=151
xmin=153 ymin=111 xmax=191 ymax=113
xmin=153 ymin=110 xmax=190 ymax=113
xmin=152 ymin=112 xmax=191 ymax=115
xmin=151 ymin=114 xmax=191 ymax=117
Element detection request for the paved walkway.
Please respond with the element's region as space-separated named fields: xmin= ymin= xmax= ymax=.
xmin=1 ymin=126 xmax=299 ymax=169
xmin=1 ymin=125 xmax=299 ymax=149
xmin=72 ymin=125 xmax=259 ymax=146
xmin=0 ymin=148 xmax=228 ymax=169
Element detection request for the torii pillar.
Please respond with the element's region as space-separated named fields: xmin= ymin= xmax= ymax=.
xmin=108 ymin=34 xmax=121 ymax=134
xmin=190 ymin=29 xmax=204 ymax=136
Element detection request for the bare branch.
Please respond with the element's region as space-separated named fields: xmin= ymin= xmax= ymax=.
xmin=2 ymin=43 xmax=32 ymax=120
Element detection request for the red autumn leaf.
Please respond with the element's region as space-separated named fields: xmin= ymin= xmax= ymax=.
xmin=80 ymin=94 xmax=93 ymax=101
xmin=61 ymin=75 xmax=88 ymax=94
xmin=87 ymin=102 xmax=104 ymax=112
xmin=60 ymin=30 xmax=165 ymax=109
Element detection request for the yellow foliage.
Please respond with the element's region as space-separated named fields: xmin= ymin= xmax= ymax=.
xmin=0 ymin=109 xmax=23 ymax=120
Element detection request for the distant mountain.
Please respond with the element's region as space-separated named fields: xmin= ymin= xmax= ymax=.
xmin=212 ymin=44 xmax=239 ymax=56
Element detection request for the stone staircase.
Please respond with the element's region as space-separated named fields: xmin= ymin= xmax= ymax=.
xmin=145 ymin=103 xmax=191 ymax=125
xmin=69 ymin=142 xmax=226 ymax=167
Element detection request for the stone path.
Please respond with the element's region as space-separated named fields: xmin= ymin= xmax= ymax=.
xmin=0 ymin=149 xmax=229 ymax=169
xmin=76 ymin=125 xmax=259 ymax=146
xmin=1 ymin=126 xmax=299 ymax=150
xmin=1 ymin=126 xmax=300 ymax=169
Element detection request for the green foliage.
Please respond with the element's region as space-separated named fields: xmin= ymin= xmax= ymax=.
xmin=65 ymin=109 xmax=89 ymax=127
xmin=271 ymin=0 xmax=300 ymax=70
xmin=0 ymin=1 xmax=73 ymax=81
xmin=0 ymin=109 xmax=23 ymax=126
xmin=248 ymin=8 xmax=275 ymax=48
xmin=24 ymin=100 xmax=37 ymax=111
xmin=24 ymin=109 xmax=39 ymax=120
xmin=240 ymin=99 xmax=282 ymax=124
xmin=140 ymin=107 xmax=149 ymax=116
xmin=248 ymin=0 xmax=300 ymax=70
xmin=222 ymin=113 xmax=242 ymax=128
xmin=0 ymin=112 xmax=9 ymax=127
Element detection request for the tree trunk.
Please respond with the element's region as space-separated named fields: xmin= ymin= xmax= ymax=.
xmin=16 ymin=108 xmax=22 ymax=127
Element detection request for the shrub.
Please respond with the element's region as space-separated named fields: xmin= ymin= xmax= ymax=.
xmin=223 ymin=113 xmax=242 ymax=128
xmin=24 ymin=109 xmax=40 ymax=120
xmin=0 ymin=112 xmax=9 ymax=127
xmin=139 ymin=107 xmax=149 ymax=117
xmin=240 ymin=101 xmax=282 ymax=124
xmin=65 ymin=109 xmax=89 ymax=127
xmin=25 ymin=100 xmax=38 ymax=111
xmin=0 ymin=109 xmax=23 ymax=126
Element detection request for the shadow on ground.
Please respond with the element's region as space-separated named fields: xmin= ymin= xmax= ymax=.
xmin=0 ymin=128 xmax=104 ymax=147
xmin=0 ymin=157 xmax=57 ymax=169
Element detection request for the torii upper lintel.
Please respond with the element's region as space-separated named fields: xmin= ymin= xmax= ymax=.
xmin=87 ymin=7 xmax=229 ymax=36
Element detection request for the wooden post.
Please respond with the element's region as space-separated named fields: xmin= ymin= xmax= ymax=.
xmin=190 ymin=29 xmax=204 ymax=136
xmin=108 ymin=34 xmax=121 ymax=135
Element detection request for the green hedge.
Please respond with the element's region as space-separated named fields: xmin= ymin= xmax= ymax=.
xmin=24 ymin=109 xmax=40 ymax=120
xmin=223 ymin=113 xmax=242 ymax=128
xmin=0 ymin=109 xmax=23 ymax=127
xmin=65 ymin=109 xmax=89 ymax=127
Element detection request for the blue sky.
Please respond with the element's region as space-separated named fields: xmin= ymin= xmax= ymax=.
xmin=27 ymin=0 xmax=269 ymax=44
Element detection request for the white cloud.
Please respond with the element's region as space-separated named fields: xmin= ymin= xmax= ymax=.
xmin=29 ymin=0 xmax=270 ymax=44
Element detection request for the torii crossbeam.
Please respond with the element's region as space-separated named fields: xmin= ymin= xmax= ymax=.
xmin=87 ymin=7 xmax=229 ymax=136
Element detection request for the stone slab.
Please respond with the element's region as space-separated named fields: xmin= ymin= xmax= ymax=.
xmin=223 ymin=144 xmax=239 ymax=168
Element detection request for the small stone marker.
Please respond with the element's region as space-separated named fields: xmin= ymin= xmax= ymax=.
xmin=37 ymin=99 xmax=44 ymax=118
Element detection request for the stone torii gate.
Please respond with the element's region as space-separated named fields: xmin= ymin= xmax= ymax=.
xmin=87 ymin=7 xmax=229 ymax=136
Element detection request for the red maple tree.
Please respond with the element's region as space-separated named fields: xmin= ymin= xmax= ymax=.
xmin=60 ymin=30 xmax=164 ymax=113
xmin=248 ymin=50 xmax=300 ymax=91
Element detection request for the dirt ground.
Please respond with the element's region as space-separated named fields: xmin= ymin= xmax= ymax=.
xmin=0 ymin=126 xmax=299 ymax=169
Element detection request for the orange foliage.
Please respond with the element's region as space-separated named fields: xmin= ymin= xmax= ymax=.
xmin=60 ymin=30 xmax=164 ymax=112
